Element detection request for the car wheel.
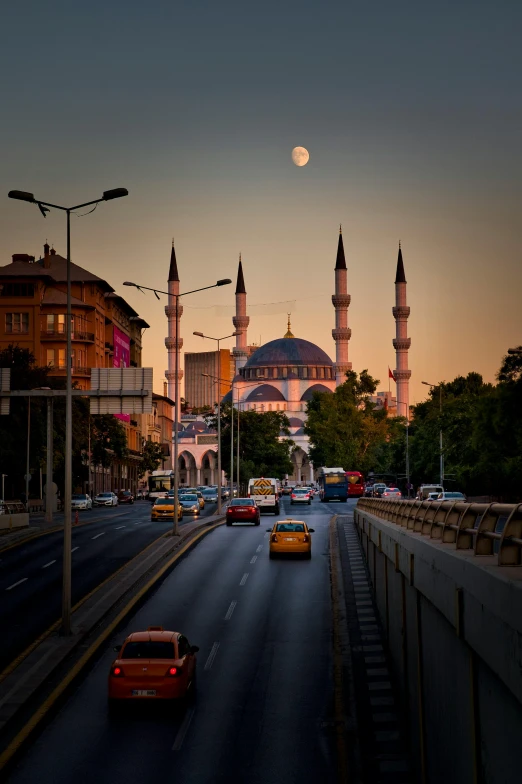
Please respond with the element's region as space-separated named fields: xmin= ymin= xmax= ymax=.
xmin=275 ymin=505 xmax=280 ymax=514
xmin=107 ymin=699 xmax=122 ymax=716
xmin=308 ymin=500 xmax=311 ymax=505
xmin=269 ymin=551 xmax=276 ymax=559
xmin=305 ymin=551 xmax=312 ymax=559
xmin=255 ymin=520 xmax=260 ymax=526
xmin=226 ymin=520 xmax=232 ymax=526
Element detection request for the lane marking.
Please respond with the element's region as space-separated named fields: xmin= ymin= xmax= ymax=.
xmin=250 ymin=555 xmax=257 ymax=564
xmin=239 ymin=573 xmax=249 ymax=586
xmin=71 ymin=547 xmax=80 ymax=553
xmin=6 ymin=578 xmax=28 ymax=591
xmin=91 ymin=533 xmax=105 ymax=540
xmin=256 ymin=545 xmax=263 ymax=552
xmin=172 ymin=706 xmax=195 ymax=751
xmin=42 ymin=560 xmax=56 ymax=569
xmin=114 ymin=526 xmax=126 ymax=530
xmin=204 ymin=642 xmax=220 ymax=670
xmin=224 ymin=600 xmax=237 ymax=620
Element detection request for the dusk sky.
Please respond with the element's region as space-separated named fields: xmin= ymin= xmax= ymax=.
xmin=1 ymin=1 xmax=521 ymax=403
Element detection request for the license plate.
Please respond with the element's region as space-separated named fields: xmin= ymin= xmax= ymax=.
xmin=284 ymin=537 xmax=297 ymax=542
xmin=236 ymin=508 xmax=248 ymax=512
xmin=132 ymin=689 xmax=156 ymax=696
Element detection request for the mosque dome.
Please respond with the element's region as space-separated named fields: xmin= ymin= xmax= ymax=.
xmin=300 ymin=384 xmax=333 ymax=401
xmin=246 ymin=384 xmax=286 ymax=402
xmin=245 ymin=337 xmax=333 ymax=369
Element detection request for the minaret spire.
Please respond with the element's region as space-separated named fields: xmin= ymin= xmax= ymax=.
xmin=165 ymin=241 xmax=183 ymax=418
xmin=332 ymin=226 xmax=352 ymax=384
xmin=232 ymin=253 xmax=250 ymax=371
xmin=392 ymin=244 xmax=411 ymax=419
xmin=284 ymin=313 xmax=294 ymax=338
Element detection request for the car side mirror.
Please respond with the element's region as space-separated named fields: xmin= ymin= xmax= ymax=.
xmin=113 ymin=645 xmax=122 ymax=652
xmin=266 ymin=529 xmax=272 ymax=533
xmin=190 ymin=645 xmax=199 ymax=654
xmin=308 ymin=528 xmax=315 ymax=533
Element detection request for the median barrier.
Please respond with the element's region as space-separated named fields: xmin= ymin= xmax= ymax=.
xmin=0 ymin=513 xmax=29 ymax=532
xmin=353 ymin=498 xmax=522 ymax=784
xmin=0 ymin=513 xmax=226 ymax=771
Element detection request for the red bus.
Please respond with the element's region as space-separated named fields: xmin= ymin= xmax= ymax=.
xmin=346 ymin=471 xmax=365 ymax=497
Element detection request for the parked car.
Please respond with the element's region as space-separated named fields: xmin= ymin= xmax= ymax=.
xmin=94 ymin=492 xmax=118 ymax=507
xmin=226 ymin=498 xmax=261 ymax=526
xmin=117 ymin=490 xmax=134 ymax=505
xmin=382 ymin=487 xmax=402 ymax=498
xmin=71 ymin=493 xmax=93 ymax=510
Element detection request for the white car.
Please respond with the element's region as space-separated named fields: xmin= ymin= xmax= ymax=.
xmin=290 ymin=488 xmax=312 ymax=505
xmin=382 ymin=487 xmax=402 ymax=498
xmin=94 ymin=492 xmax=118 ymax=507
xmin=436 ymin=491 xmax=467 ymax=502
xmin=71 ymin=494 xmax=93 ymax=510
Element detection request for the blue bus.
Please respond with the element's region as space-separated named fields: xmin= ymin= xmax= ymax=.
xmin=318 ymin=467 xmax=348 ymax=502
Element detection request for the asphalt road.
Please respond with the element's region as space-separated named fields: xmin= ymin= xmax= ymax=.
xmin=6 ymin=496 xmax=357 ymax=784
xmin=0 ymin=501 xmax=218 ymax=674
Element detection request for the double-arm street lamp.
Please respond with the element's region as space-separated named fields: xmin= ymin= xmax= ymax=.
xmin=193 ymin=331 xmax=238 ymax=514
xmin=422 ymin=380 xmax=443 ymax=486
xmin=9 ymin=187 xmax=128 ymax=635
xmin=123 ymin=279 xmax=232 ymax=535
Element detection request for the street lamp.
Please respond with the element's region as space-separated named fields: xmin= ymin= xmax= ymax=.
xmin=193 ymin=331 xmax=238 ymax=513
xmin=507 ymin=347 xmax=522 ymax=355
xmin=9 ymin=186 xmax=128 ymax=635
xmin=123 ymin=278 xmax=232 ymax=534
xmin=422 ymin=380 xmax=443 ymax=486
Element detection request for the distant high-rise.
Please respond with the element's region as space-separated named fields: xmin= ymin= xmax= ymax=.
xmin=332 ymin=226 xmax=352 ymax=385
xmin=392 ymin=244 xmax=411 ymax=419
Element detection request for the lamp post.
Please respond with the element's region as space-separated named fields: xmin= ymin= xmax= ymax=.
xmin=123 ymin=278 xmax=232 ymax=534
xmin=422 ymin=380 xmax=443 ymax=486
xmin=1 ymin=474 xmax=7 ymax=502
xmin=193 ymin=331 xmax=238 ymax=514
xmin=9 ymin=187 xmax=128 ymax=635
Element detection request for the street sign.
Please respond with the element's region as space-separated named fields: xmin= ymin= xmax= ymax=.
xmin=89 ymin=368 xmax=153 ymax=414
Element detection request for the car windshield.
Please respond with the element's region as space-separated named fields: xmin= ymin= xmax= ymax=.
xmin=72 ymin=495 xmax=86 ymax=500
xmin=98 ymin=493 xmax=112 ymax=498
xmin=231 ymin=499 xmax=254 ymax=506
xmin=121 ymin=641 xmax=175 ymax=659
xmin=180 ymin=494 xmax=197 ymax=501
xmin=202 ymin=490 xmax=215 ymax=496
xmin=154 ymin=498 xmax=176 ymax=506
xmin=276 ymin=523 xmax=305 ymax=532
xmin=444 ymin=492 xmax=465 ymax=498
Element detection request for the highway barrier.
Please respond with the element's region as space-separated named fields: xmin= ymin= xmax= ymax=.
xmin=354 ymin=498 xmax=522 ymax=784
xmin=0 ymin=512 xmax=29 ymax=532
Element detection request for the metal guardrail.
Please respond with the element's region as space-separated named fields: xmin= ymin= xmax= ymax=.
xmin=356 ymin=498 xmax=522 ymax=566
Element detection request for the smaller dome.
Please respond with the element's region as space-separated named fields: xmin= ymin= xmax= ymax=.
xmin=221 ymin=390 xmax=233 ymax=404
xmin=185 ymin=421 xmax=208 ymax=432
xmin=293 ymin=427 xmax=305 ymax=436
xmin=288 ymin=417 xmax=304 ymax=427
xmin=301 ymin=384 xmax=333 ymax=401
xmin=246 ymin=384 xmax=286 ymax=402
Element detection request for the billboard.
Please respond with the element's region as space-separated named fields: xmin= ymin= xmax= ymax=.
xmin=113 ymin=327 xmax=131 ymax=422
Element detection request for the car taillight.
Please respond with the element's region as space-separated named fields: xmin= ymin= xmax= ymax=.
xmin=167 ymin=666 xmax=181 ymax=677
xmin=271 ymin=534 xmax=277 ymax=542
xmin=112 ymin=666 xmax=124 ymax=677
xmin=303 ymin=534 xmax=309 ymax=543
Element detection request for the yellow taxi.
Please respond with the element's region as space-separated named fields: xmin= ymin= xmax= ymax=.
xmin=267 ymin=519 xmax=315 ymax=559
xmin=151 ymin=497 xmax=183 ymax=522
xmin=195 ymin=490 xmax=205 ymax=510
xmin=108 ymin=626 xmax=199 ymax=708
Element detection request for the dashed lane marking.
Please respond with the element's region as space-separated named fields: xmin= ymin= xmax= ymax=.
xmin=91 ymin=533 xmax=105 ymax=540
xmin=42 ymin=560 xmax=56 ymax=569
xmin=71 ymin=547 xmax=80 ymax=553
xmin=172 ymin=706 xmax=195 ymax=751
xmin=204 ymin=642 xmax=220 ymax=670
xmin=250 ymin=555 xmax=257 ymax=564
xmin=114 ymin=526 xmax=126 ymax=530
xmin=6 ymin=578 xmax=28 ymax=591
xmin=224 ymin=600 xmax=237 ymax=620
xmin=256 ymin=545 xmax=263 ymax=552
xmin=239 ymin=573 xmax=249 ymax=586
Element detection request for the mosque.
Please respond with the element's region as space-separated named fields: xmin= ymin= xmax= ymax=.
xmin=166 ymin=230 xmax=411 ymax=485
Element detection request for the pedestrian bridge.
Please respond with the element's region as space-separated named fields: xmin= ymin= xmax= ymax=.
xmin=353 ymin=498 xmax=522 ymax=784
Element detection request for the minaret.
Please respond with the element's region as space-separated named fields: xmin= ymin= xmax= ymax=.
xmin=232 ymin=254 xmax=250 ymax=372
xmin=392 ymin=244 xmax=411 ymax=420
xmin=332 ymin=226 xmax=352 ymax=385
xmin=165 ymin=242 xmax=183 ymax=413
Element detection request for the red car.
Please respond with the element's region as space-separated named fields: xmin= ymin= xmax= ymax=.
xmin=117 ymin=490 xmax=134 ymax=504
xmin=226 ymin=498 xmax=261 ymax=526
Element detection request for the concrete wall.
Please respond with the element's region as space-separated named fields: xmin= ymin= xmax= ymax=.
xmin=354 ymin=507 xmax=522 ymax=784
xmin=0 ymin=512 xmax=29 ymax=531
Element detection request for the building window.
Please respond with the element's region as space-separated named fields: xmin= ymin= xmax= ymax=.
xmin=46 ymin=349 xmax=55 ymax=367
xmin=58 ymin=348 xmax=66 ymax=368
xmin=282 ymin=367 xmax=288 ymax=378
xmin=310 ymin=367 xmax=316 ymax=379
xmin=291 ymin=367 xmax=298 ymax=375
xmin=5 ymin=312 xmax=29 ymax=333
xmin=276 ymin=403 xmax=280 ymax=411
xmin=251 ymin=403 xmax=256 ymax=411
xmin=1 ymin=283 xmax=35 ymax=297
xmin=268 ymin=404 xmax=272 ymax=411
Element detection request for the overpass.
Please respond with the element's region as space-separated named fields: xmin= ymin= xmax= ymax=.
xmin=350 ymin=498 xmax=522 ymax=784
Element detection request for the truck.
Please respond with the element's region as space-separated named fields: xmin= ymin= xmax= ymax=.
xmin=416 ymin=484 xmax=444 ymax=500
xmin=247 ymin=477 xmax=280 ymax=514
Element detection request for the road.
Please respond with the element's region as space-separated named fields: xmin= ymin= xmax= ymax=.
xmin=6 ymin=496 xmax=356 ymax=784
xmin=0 ymin=500 xmax=218 ymax=674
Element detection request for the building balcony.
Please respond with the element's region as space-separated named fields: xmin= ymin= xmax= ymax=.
xmin=41 ymin=330 xmax=95 ymax=343
xmin=49 ymin=366 xmax=92 ymax=378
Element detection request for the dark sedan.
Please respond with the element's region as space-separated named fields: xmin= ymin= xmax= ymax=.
xmin=117 ymin=490 xmax=134 ymax=504
xmin=226 ymin=498 xmax=261 ymax=526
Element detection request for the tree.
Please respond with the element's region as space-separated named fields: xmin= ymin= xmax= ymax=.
xmin=138 ymin=440 xmax=165 ymax=478
xmin=206 ymin=405 xmax=294 ymax=486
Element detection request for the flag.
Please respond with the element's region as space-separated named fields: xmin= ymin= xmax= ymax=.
xmin=388 ymin=367 xmax=396 ymax=381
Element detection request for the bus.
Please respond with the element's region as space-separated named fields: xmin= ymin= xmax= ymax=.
xmin=318 ymin=467 xmax=348 ymax=502
xmin=148 ymin=469 xmax=175 ymax=501
xmin=346 ymin=471 xmax=365 ymax=498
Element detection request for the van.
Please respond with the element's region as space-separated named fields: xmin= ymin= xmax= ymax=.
xmin=417 ymin=484 xmax=444 ymax=500
xmin=247 ymin=478 xmax=280 ymax=514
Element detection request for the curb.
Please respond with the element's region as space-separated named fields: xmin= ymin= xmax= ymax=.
xmin=0 ymin=515 xmax=225 ymax=772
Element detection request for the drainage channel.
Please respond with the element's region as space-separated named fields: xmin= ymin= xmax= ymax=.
xmin=337 ymin=514 xmax=412 ymax=784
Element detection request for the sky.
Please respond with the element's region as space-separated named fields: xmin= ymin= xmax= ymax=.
xmin=1 ymin=0 xmax=521 ymax=404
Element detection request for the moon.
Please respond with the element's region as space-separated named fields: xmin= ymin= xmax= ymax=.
xmin=292 ymin=146 xmax=310 ymax=167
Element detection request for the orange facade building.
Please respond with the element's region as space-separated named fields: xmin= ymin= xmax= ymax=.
xmin=0 ymin=243 xmax=151 ymax=494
